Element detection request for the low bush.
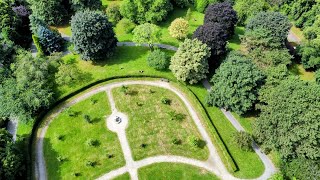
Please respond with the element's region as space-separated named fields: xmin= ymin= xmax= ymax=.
xmin=106 ymin=3 xmax=122 ymax=24
xmin=195 ymin=0 xmax=208 ymax=13
xmin=147 ymin=49 xmax=169 ymax=70
xmin=116 ymin=18 xmax=136 ymax=33
xmin=86 ymin=161 xmax=97 ymax=167
xmin=161 ymin=97 xmax=171 ymax=105
xmin=233 ymin=131 xmax=253 ymax=151
xmin=188 ymin=135 xmax=200 ymax=148
xmin=83 ymin=114 xmax=92 ymax=123
xmin=172 ymin=138 xmax=181 ymax=145
xmin=86 ymin=139 xmax=100 ymax=147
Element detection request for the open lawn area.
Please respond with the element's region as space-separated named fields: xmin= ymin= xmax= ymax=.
xmin=289 ymin=63 xmax=316 ymax=81
xmin=43 ymin=92 xmax=125 ymax=180
xmin=57 ymin=46 xmax=175 ymax=98
xmin=138 ymin=163 xmax=219 ymax=180
xmin=112 ymin=85 xmax=209 ymax=160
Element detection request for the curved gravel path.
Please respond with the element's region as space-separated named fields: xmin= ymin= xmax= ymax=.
xmin=32 ymin=34 xmax=277 ymax=179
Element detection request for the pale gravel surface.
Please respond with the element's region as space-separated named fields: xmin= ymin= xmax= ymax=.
xmin=6 ymin=118 xmax=18 ymax=141
xmin=32 ymin=33 xmax=277 ymax=179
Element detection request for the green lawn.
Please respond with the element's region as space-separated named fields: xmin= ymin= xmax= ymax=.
xmin=57 ymin=46 xmax=175 ymax=98
xmin=44 ymin=92 xmax=125 ymax=180
xmin=187 ymin=84 xmax=265 ymax=178
xmin=112 ymin=85 xmax=209 ymax=161
xmin=228 ymin=26 xmax=245 ymax=51
xmin=138 ymin=163 xmax=219 ymax=180
xmin=289 ymin=63 xmax=316 ymax=81
xmin=231 ymin=112 xmax=255 ymax=134
xmin=113 ymin=173 xmax=130 ymax=180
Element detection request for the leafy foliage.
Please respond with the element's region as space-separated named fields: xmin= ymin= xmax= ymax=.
xmin=169 ymin=39 xmax=211 ymax=84
xmin=316 ymin=69 xmax=320 ymax=84
xmin=55 ymin=57 xmax=84 ymax=86
xmin=246 ymin=12 xmax=291 ymax=47
xmin=193 ymin=22 xmax=228 ymax=57
xmin=0 ymin=129 xmax=25 ymax=180
xmin=298 ymin=39 xmax=320 ymax=70
xmin=71 ymin=0 xmax=102 ymax=11
xmin=254 ymin=78 xmax=320 ymax=160
xmin=194 ymin=0 xmax=208 ymax=13
xmin=171 ymin=0 xmax=192 ymax=7
xmin=204 ymin=2 xmax=238 ymax=38
xmin=234 ymin=0 xmax=269 ymax=25
xmin=147 ymin=49 xmax=169 ymax=70
xmin=116 ymin=18 xmax=136 ymax=33
xmin=27 ymin=0 xmax=68 ymax=25
xmin=71 ymin=10 xmax=118 ymax=61
xmin=132 ymin=23 xmax=161 ymax=49
xmin=168 ymin=18 xmax=189 ymax=40
xmin=120 ymin=0 xmax=173 ymax=24
xmin=37 ymin=26 xmax=64 ymax=55
xmin=207 ymin=52 xmax=265 ymax=114
xmin=249 ymin=48 xmax=292 ymax=69
xmin=281 ymin=158 xmax=320 ymax=180
xmin=233 ymin=131 xmax=253 ymax=151
xmin=106 ymin=3 xmax=122 ymax=24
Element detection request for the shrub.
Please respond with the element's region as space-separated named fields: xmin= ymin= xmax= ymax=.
xmin=71 ymin=10 xmax=118 ymax=61
xmin=204 ymin=2 xmax=238 ymax=38
xmin=193 ymin=22 xmax=228 ymax=57
xmin=188 ymin=135 xmax=200 ymax=148
xmin=170 ymin=39 xmax=211 ymax=84
xmin=195 ymin=0 xmax=208 ymax=13
xmin=106 ymin=3 xmax=122 ymax=24
xmin=168 ymin=18 xmax=189 ymax=40
xmin=120 ymin=0 xmax=173 ymax=24
xmin=57 ymin=155 xmax=67 ymax=162
xmin=86 ymin=139 xmax=99 ymax=147
xmin=83 ymin=114 xmax=92 ymax=123
xmin=37 ymin=26 xmax=64 ymax=55
xmin=120 ymin=85 xmax=129 ymax=95
xmin=116 ymin=18 xmax=136 ymax=33
xmin=147 ymin=49 xmax=169 ymax=70
xmin=86 ymin=161 xmax=97 ymax=167
xmin=168 ymin=111 xmax=185 ymax=121
xmin=161 ymin=97 xmax=171 ymax=105
xmin=233 ymin=131 xmax=253 ymax=151
xmin=172 ymin=138 xmax=181 ymax=145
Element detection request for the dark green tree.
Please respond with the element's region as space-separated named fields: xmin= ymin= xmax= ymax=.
xmin=27 ymin=0 xmax=68 ymax=25
xmin=71 ymin=0 xmax=102 ymax=11
xmin=120 ymin=0 xmax=173 ymax=24
xmin=254 ymin=78 xmax=320 ymax=160
xmin=71 ymin=10 xmax=118 ymax=61
xmin=206 ymin=52 xmax=265 ymax=114
xmin=298 ymin=39 xmax=320 ymax=70
xmin=281 ymin=158 xmax=320 ymax=180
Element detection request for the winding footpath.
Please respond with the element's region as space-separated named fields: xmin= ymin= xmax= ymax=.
xmin=33 ymin=34 xmax=277 ymax=179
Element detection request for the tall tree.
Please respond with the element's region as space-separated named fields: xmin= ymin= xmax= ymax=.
xmin=71 ymin=10 xmax=118 ymax=61
xmin=234 ymin=0 xmax=269 ymax=25
xmin=204 ymin=2 xmax=238 ymax=38
xmin=71 ymin=0 xmax=102 ymax=11
xmin=254 ymin=78 xmax=320 ymax=160
xmin=27 ymin=0 xmax=68 ymax=25
xmin=120 ymin=0 xmax=173 ymax=24
xmin=132 ymin=23 xmax=161 ymax=50
xmin=206 ymin=52 xmax=265 ymax=114
xmin=169 ymin=39 xmax=211 ymax=84
xmin=193 ymin=22 xmax=228 ymax=57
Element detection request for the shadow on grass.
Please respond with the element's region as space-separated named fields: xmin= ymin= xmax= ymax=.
xmin=43 ymin=137 xmax=62 ymax=179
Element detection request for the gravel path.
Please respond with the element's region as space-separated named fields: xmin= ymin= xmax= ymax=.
xmin=32 ymin=33 xmax=276 ymax=179
xmin=287 ymin=30 xmax=301 ymax=43
xmin=7 ymin=118 xmax=18 ymax=141
xmin=35 ymin=80 xmax=233 ymax=180
xmin=202 ymin=79 xmax=277 ymax=180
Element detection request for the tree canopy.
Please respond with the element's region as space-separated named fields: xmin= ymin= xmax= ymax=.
xmin=207 ymin=52 xmax=265 ymax=115
xmin=193 ymin=22 xmax=228 ymax=57
xmin=71 ymin=0 xmax=102 ymax=11
xmin=234 ymin=0 xmax=270 ymax=25
xmin=170 ymin=39 xmax=211 ymax=84
xmin=120 ymin=0 xmax=173 ymax=24
xmin=254 ymin=78 xmax=320 ymax=160
xmin=132 ymin=23 xmax=161 ymax=49
xmin=204 ymin=2 xmax=238 ymax=38
xmin=71 ymin=10 xmax=118 ymax=61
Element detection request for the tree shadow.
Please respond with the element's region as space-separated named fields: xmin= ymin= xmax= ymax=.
xmin=42 ymin=137 xmax=62 ymax=179
xmin=198 ymin=139 xmax=207 ymax=149
xmin=91 ymin=46 xmax=147 ymax=67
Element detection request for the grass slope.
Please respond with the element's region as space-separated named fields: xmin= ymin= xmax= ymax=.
xmin=138 ymin=163 xmax=219 ymax=180
xmin=44 ymin=92 xmax=125 ymax=180
xmin=112 ymin=85 xmax=209 ymax=160
xmin=187 ymin=84 xmax=265 ymax=178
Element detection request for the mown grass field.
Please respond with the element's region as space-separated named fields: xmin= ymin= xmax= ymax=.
xmin=112 ymin=85 xmax=209 ymax=161
xmin=43 ymin=92 xmax=125 ymax=180
xmin=138 ymin=163 xmax=219 ymax=180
